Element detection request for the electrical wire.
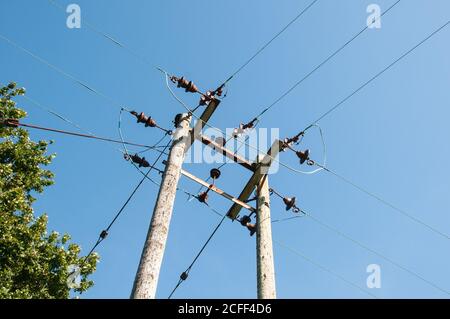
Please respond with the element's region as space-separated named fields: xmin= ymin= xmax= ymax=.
xmin=15 ymin=90 xmax=234 ymax=297
xmin=160 ymin=70 xmax=319 ymax=176
xmin=274 ymin=239 xmax=378 ymax=299
xmin=168 ymin=214 xmax=228 ymax=299
xmin=161 ymin=19 xmax=450 ymax=240
xmin=47 ymin=0 xmax=156 ymax=71
xmin=302 ymin=19 xmax=450 ymax=133
xmin=22 ymin=95 xmax=94 ymax=135
xmin=161 ymin=59 xmax=450 ymax=239
xmin=302 ymin=211 xmax=450 ymax=295
xmin=251 ymin=0 xmax=402 ymax=120
xmin=314 ymin=163 xmax=450 ymax=240
xmin=222 ymin=0 xmax=320 ymax=85
xmin=48 ymin=0 xmax=318 ymax=89
xmin=11 ymin=121 xmax=164 ymax=150
xmin=0 ymin=33 xmax=130 ymax=112
xmin=118 ymin=107 xmax=170 ymax=159
xmin=271 ymin=190 xmax=449 ymax=294
xmin=269 ymin=189 xmax=449 ymax=295
xmin=192 ymin=197 xmax=378 ymax=298
xmin=11 ymin=0 xmax=449 ymax=297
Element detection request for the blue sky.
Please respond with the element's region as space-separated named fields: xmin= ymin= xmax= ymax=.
xmin=1 ymin=0 xmax=449 ymax=298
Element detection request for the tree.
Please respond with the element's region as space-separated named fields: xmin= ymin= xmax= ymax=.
xmin=0 ymin=82 xmax=98 ymax=299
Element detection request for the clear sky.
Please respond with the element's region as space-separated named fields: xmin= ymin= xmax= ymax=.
xmin=1 ymin=0 xmax=449 ymax=299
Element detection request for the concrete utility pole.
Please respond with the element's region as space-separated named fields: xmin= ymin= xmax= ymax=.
xmin=225 ymin=141 xmax=282 ymax=299
xmin=256 ymin=173 xmax=276 ymax=299
xmin=131 ymin=113 xmax=191 ymax=299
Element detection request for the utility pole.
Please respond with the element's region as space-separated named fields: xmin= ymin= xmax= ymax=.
xmin=131 ymin=113 xmax=191 ymax=299
xmin=256 ymin=173 xmax=276 ymax=299
xmin=225 ymin=141 xmax=283 ymax=299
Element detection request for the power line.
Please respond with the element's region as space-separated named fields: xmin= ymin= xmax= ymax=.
xmin=48 ymin=0 xmax=318 ymax=89
xmin=303 ymin=211 xmax=450 ymax=295
xmin=8 ymin=121 xmax=168 ymax=151
xmin=22 ymin=95 xmax=95 ymax=135
xmin=315 ymin=164 xmax=450 ymax=240
xmin=46 ymin=0 xmax=155 ymax=71
xmin=8 ymin=1 xmax=448 ymax=298
xmin=302 ymin=19 xmax=450 ymax=132
xmin=222 ymin=0 xmax=320 ymax=85
xmin=251 ymin=0 xmax=402 ymax=121
xmin=0 ymin=33 xmax=130 ymax=111
xmin=168 ymin=214 xmax=228 ymax=299
xmin=27 ymin=89 xmax=447 ymax=295
xmin=270 ymin=199 xmax=449 ymax=295
xmin=223 ymin=18 xmax=450 ymax=178
xmin=274 ymin=239 xmax=378 ymax=299
xmin=162 ymin=53 xmax=449 ymax=240
xmin=23 ymin=93 xmax=170 ymax=168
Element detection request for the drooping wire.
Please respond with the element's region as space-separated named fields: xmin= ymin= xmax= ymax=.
xmin=160 ymin=68 xmax=197 ymax=114
xmin=274 ymin=239 xmax=378 ymax=299
xmin=222 ymin=0 xmax=320 ymax=85
xmin=302 ymin=18 xmax=450 ymax=133
xmin=314 ymin=163 xmax=450 ymax=240
xmin=160 ymin=69 xmax=324 ymax=177
xmin=168 ymin=214 xmax=228 ymax=299
xmin=250 ymin=0 xmax=402 ymax=121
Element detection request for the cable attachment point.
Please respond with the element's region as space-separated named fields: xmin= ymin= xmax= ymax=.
xmin=269 ymin=188 xmax=301 ymax=213
xmin=232 ymin=118 xmax=257 ymax=138
xmin=99 ymin=230 xmax=108 ymax=240
xmin=130 ymin=111 xmax=157 ymax=128
xmin=239 ymin=215 xmax=256 ymax=236
xmin=295 ymin=149 xmax=314 ymax=166
xmin=198 ymin=82 xmax=226 ymax=106
xmin=197 ymin=169 xmax=221 ymax=204
xmin=170 ymin=75 xmax=199 ymax=93
xmin=197 ymin=191 xmax=209 ymax=203
xmin=213 ymin=83 xmax=225 ymax=97
xmin=0 ymin=118 xmax=19 ymax=128
xmin=124 ymin=153 xmax=150 ymax=168
xmin=282 ymin=131 xmax=305 ymax=150
xmin=180 ymin=272 xmax=189 ymax=281
xmin=199 ymin=90 xmax=215 ymax=106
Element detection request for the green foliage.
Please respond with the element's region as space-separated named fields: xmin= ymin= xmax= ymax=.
xmin=0 ymin=82 xmax=98 ymax=299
